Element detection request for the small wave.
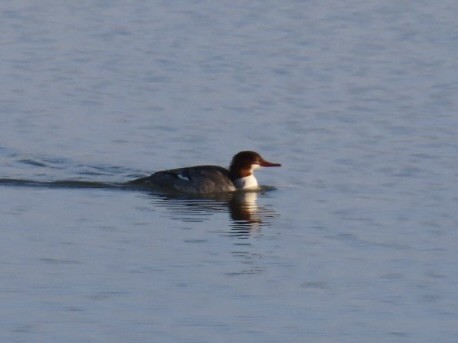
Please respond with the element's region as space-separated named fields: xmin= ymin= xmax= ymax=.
xmin=1 ymin=149 xmax=146 ymax=186
xmin=0 ymin=178 xmax=124 ymax=190
xmin=17 ymin=158 xmax=49 ymax=168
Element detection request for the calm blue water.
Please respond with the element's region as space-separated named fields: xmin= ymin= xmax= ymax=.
xmin=1 ymin=1 xmax=458 ymax=342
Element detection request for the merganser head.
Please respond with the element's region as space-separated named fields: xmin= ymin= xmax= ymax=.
xmin=229 ymin=151 xmax=281 ymax=189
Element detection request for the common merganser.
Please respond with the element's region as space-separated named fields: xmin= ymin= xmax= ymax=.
xmin=129 ymin=151 xmax=281 ymax=194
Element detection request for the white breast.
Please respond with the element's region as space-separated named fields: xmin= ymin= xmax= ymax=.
xmin=233 ymin=175 xmax=259 ymax=190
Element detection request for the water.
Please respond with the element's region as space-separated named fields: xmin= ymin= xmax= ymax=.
xmin=1 ymin=1 xmax=458 ymax=342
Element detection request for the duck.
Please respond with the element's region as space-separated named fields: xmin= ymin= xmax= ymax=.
xmin=129 ymin=151 xmax=281 ymax=194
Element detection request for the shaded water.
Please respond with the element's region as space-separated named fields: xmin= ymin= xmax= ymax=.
xmin=1 ymin=1 xmax=458 ymax=342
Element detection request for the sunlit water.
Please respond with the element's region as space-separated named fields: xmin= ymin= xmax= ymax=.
xmin=1 ymin=1 xmax=458 ymax=342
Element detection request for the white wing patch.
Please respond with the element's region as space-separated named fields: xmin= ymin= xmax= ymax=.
xmin=177 ymin=173 xmax=190 ymax=181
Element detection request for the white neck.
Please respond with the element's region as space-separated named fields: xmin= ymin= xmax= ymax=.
xmin=233 ymin=174 xmax=259 ymax=190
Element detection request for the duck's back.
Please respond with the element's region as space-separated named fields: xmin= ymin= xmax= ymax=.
xmin=130 ymin=165 xmax=236 ymax=194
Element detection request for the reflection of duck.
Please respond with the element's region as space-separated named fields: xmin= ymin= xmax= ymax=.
xmin=229 ymin=191 xmax=261 ymax=223
xmin=144 ymin=187 xmax=277 ymax=234
xmin=129 ymin=151 xmax=281 ymax=194
xmin=228 ymin=191 xmax=265 ymax=236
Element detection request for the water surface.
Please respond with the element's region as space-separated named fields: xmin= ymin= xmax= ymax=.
xmin=1 ymin=1 xmax=458 ymax=342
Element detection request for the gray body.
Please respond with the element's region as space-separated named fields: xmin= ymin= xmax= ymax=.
xmin=130 ymin=165 xmax=237 ymax=194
